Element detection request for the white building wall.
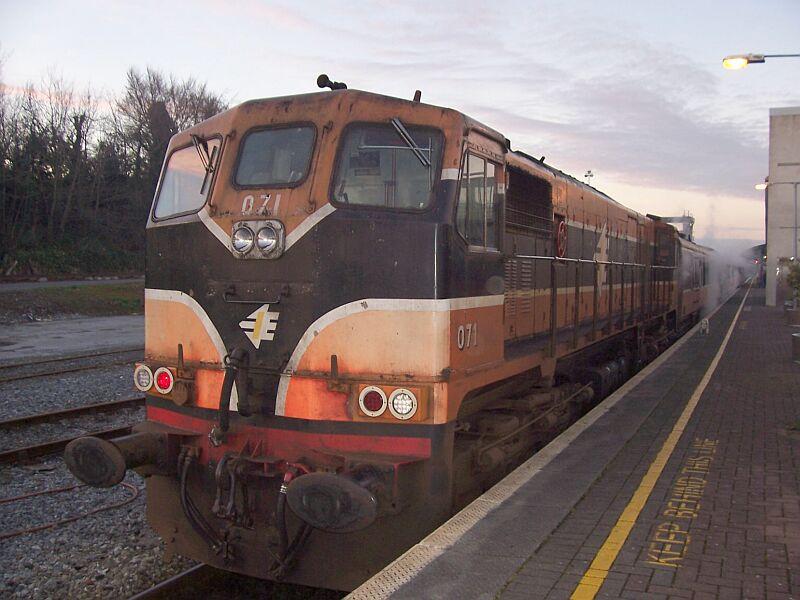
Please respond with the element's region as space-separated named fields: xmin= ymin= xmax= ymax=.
xmin=766 ymin=107 xmax=800 ymax=307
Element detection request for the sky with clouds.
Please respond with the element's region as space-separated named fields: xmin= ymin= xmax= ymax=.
xmin=2 ymin=0 xmax=799 ymax=250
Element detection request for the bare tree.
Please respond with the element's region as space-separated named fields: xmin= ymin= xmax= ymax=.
xmin=0 ymin=64 xmax=226 ymax=276
xmin=109 ymin=67 xmax=227 ymax=198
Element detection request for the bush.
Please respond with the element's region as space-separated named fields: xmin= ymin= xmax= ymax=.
xmin=9 ymin=240 xmax=142 ymax=278
xmin=788 ymin=262 xmax=800 ymax=300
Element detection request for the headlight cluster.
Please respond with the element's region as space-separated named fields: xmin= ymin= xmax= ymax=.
xmin=231 ymin=221 xmax=283 ymax=258
xmin=357 ymin=386 xmax=419 ymax=420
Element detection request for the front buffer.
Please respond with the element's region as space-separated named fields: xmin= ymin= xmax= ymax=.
xmin=67 ymin=401 xmax=454 ymax=591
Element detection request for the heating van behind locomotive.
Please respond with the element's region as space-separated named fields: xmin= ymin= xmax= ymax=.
xmin=65 ymin=77 xmax=741 ymax=590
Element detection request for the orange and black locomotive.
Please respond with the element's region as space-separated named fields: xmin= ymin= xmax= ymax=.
xmin=66 ymin=79 xmax=741 ymax=590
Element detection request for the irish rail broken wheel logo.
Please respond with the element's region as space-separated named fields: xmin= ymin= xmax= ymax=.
xmin=239 ymin=304 xmax=280 ymax=349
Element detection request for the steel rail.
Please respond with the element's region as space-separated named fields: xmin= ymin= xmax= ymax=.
xmin=0 ymin=346 xmax=144 ymax=369
xmin=127 ymin=564 xmax=297 ymax=599
xmin=0 ymin=351 xmax=143 ymax=384
xmin=0 ymin=396 xmax=144 ymax=428
xmin=128 ymin=565 xmax=228 ymax=600
xmin=0 ymin=481 xmax=140 ymax=540
xmin=0 ymin=424 xmax=135 ymax=465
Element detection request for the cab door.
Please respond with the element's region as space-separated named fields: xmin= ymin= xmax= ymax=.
xmin=452 ymin=133 xmax=505 ymax=293
xmin=448 ymin=132 xmax=505 ymax=370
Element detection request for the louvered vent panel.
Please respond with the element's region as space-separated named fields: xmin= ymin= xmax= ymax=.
xmin=504 ymin=259 xmax=518 ymax=320
xmin=519 ymin=259 xmax=534 ymax=318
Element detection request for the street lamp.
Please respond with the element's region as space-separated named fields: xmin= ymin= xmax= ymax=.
xmin=723 ymin=52 xmax=800 ymax=69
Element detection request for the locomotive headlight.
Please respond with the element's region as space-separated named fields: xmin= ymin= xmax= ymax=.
xmin=389 ymin=389 xmax=417 ymax=420
xmin=133 ymin=364 xmax=153 ymax=392
xmin=256 ymin=226 xmax=278 ymax=254
xmin=231 ymin=225 xmax=254 ymax=254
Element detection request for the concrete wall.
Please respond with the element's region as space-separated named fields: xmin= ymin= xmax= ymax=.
xmin=766 ymin=107 xmax=800 ymax=307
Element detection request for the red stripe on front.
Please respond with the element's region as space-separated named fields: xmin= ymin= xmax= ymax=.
xmin=146 ymin=405 xmax=432 ymax=461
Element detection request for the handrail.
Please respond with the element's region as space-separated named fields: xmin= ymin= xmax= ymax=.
xmin=511 ymin=254 xmax=677 ymax=269
xmin=512 ymin=254 xmax=648 ymax=268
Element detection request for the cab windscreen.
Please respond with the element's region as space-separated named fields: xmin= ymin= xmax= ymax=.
xmin=154 ymin=139 xmax=221 ymax=219
xmin=332 ymin=123 xmax=442 ymax=210
xmin=235 ymin=126 xmax=315 ymax=187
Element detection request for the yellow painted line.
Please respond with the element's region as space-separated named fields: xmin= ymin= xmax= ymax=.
xmin=571 ymin=284 xmax=751 ymax=599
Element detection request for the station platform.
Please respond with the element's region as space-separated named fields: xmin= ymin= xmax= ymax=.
xmin=349 ymin=286 xmax=800 ymax=600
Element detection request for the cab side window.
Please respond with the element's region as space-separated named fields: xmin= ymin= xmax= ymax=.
xmin=456 ymin=153 xmax=499 ymax=249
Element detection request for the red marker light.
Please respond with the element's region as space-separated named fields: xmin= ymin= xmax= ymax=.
xmin=153 ymin=367 xmax=174 ymax=394
xmin=362 ymin=390 xmax=384 ymax=413
xmin=358 ymin=386 xmax=387 ymax=417
xmin=157 ymin=371 xmax=171 ymax=389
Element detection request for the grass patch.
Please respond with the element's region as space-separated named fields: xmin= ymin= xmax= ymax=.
xmin=4 ymin=241 xmax=143 ymax=279
xmin=0 ymin=283 xmax=144 ymax=324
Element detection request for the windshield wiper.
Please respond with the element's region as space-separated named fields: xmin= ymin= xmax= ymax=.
xmin=191 ymin=134 xmax=218 ymax=195
xmin=390 ymin=118 xmax=431 ymax=168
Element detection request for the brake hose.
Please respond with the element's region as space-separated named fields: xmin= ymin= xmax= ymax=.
xmin=209 ymin=347 xmax=248 ymax=447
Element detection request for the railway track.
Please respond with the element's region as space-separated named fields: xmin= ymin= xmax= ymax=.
xmin=0 ymin=347 xmax=144 ymax=383
xmin=0 ymin=397 xmax=145 ymax=465
xmin=0 ymin=424 xmax=136 ymax=465
xmin=0 ymin=480 xmax=140 ymax=541
xmin=128 ymin=563 xmax=343 ymax=600
xmin=129 ymin=565 xmax=226 ymax=599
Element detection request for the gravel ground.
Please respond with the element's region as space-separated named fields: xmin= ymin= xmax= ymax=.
xmin=0 ymin=358 xmax=344 ymax=599
xmin=0 ymin=363 xmax=137 ymax=421
xmin=0 ymin=360 xmax=196 ymax=599
xmin=0 ymin=457 xmax=196 ymax=599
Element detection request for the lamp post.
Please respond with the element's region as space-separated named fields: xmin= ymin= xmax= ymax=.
xmin=723 ymin=52 xmax=800 ymax=69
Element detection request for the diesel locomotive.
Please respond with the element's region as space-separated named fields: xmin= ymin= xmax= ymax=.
xmin=65 ymin=79 xmax=741 ymax=590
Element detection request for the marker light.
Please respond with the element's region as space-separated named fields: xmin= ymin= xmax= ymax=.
xmin=256 ymin=226 xmax=278 ymax=254
xmin=358 ymin=386 xmax=387 ymax=417
xmin=133 ymin=364 xmax=153 ymax=392
xmin=389 ymin=389 xmax=418 ymax=420
xmin=231 ymin=225 xmax=255 ymax=254
xmin=153 ymin=367 xmax=175 ymax=394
